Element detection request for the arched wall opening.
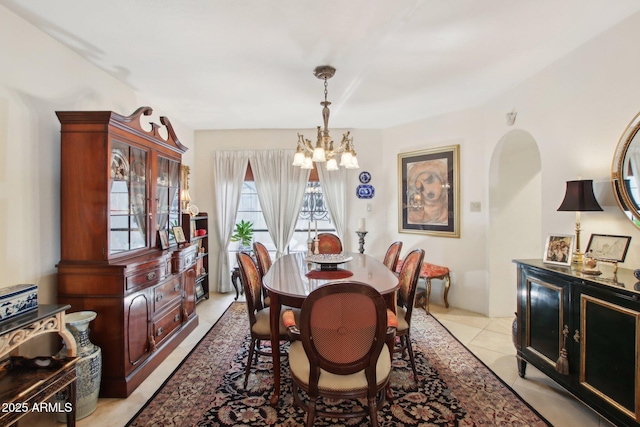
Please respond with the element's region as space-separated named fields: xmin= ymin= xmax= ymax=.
xmin=488 ymin=130 xmax=542 ymax=317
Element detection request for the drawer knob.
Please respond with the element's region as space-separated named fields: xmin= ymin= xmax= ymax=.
xmin=174 ymin=283 xmax=180 ymax=292
xmin=174 ymin=313 xmax=180 ymax=322
xmin=156 ymin=293 xmax=163 ymax=302
xmin=156 ymin=327 xmax=163 ymax=336
xmin=147 ymin=271 xmax=157 ymax=281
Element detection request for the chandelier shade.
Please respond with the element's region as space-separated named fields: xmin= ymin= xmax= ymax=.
xmin=292 ymin=65 xmax=359 ymax=171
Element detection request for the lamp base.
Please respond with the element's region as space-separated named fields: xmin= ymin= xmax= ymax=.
xmin=572 ymin=250 xmax=584 ymax=267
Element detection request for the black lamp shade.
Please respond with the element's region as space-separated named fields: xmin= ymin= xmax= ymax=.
xmin=557 ymin=180 xmax=603 ymax=212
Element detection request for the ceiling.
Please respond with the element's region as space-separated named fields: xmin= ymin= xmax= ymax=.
xmin=3 ymin=0 xmax=640 ymax=130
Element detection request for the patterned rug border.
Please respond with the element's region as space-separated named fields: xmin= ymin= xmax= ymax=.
xmin=125 ymin=301 xmax=237 ymax=426
xmin=425 ymin=313 xmax=552 ymax=426
xmin=127 ymin=301 xmax=553 ymax=426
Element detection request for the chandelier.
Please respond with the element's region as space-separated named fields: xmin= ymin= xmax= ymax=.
xmin=292 ymin=65 xmax=359 ymax=171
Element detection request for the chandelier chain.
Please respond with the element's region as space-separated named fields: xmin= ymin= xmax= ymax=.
xmin=324 ymin=78 xmax=328 ymax=102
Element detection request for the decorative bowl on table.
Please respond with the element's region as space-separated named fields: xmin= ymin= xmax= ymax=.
xmin=305 ymin=254 xmax=353 ymax=271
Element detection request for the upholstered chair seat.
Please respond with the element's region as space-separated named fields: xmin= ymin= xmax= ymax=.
xmin=252 ymin=307 xmax=289 ymax=336
xmin=289 ymin=341 xmax=391 ymax=392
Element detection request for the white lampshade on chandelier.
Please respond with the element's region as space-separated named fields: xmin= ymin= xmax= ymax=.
xmin=292 ymin=65 xmax=359 ymax=171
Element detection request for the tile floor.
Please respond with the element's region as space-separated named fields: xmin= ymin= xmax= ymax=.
xmin=26 ymin=293 xmax=614 ymax=426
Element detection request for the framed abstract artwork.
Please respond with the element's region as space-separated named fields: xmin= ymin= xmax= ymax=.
xmin=398 ymin=145 xmax=460 ymax=237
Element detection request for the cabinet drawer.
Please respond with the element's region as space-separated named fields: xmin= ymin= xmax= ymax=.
xmin=171 ymin=244 xmax=198 ymax=274
xmin=126 ymin=265 xmax=168 ymax=291
xmin=152 ymin=304 xmax=182 ymax=346
xmin=153 ymin=276 xmax=182 ymax=313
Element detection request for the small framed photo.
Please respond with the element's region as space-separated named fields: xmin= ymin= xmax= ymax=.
xmin=195 ymin=283 xmax=205 ymax=300
xmin=172 ymin=226 xmax=186 ymax=244
xmin=586 ymin=234 xmax=631 ymax=262
xmin=158 ymin=230 xmax=169 ymax=250
xmin=543 ymin=234 xmax=574 ymax=266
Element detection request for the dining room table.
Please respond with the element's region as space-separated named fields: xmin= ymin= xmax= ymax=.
xmin=262 ymin=251 xmax=400 ymax=406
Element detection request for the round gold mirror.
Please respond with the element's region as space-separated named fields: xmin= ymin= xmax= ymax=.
xmin=612 ymin=111 xmax=640 ymax=228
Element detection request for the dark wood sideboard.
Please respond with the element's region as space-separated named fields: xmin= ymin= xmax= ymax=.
xmin=56 ymin=107 xmax=198 ymax=398
xmin=514 ymin=259 xmax=640 ymax=426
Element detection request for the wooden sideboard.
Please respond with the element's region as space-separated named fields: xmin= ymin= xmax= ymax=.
xmin=514 ymin=259 xmax=640 ymax=427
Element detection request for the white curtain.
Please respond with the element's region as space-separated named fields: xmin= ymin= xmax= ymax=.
xmin=212 ymin=151 xmax=250 ymax=293
xmin=249 ymin=150 xmax=310 ymax=258
xmin=317 ymin=163 xmax=347 ymax=241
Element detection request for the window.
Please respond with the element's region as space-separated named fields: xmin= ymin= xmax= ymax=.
xmin=228 ymin=177 xmax=335 ymax=265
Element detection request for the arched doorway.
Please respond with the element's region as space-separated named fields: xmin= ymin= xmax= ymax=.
xmin=488 ymin=130 xmax=541 ymax=317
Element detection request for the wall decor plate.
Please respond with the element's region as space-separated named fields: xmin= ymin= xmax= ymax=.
xmin=359 ymin=171 xmax=371 ymax=184
xmin=356 ymin=184 xmax=375 ymax=199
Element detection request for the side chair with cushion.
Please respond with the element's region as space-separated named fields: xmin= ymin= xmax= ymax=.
xmin=316 ymin=233 xmax=343 ymax=254
xmin=282 ymin=282 xmax=395 ymax=427
xmin=252 ymin=241 xmax=272 ymax=306
xmin=382 ymin=241 xmax=403 ymax=272
xmin=236 ymin=251 xmax=293 ymax=388
xmin=392 ymin=248 xmax=425 ymax=384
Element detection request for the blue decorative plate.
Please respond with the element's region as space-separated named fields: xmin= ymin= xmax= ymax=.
xmin=359 ymin=171 xmax=371 ymax=184
xmin=356 ymin=184 xmax=375 ymax=199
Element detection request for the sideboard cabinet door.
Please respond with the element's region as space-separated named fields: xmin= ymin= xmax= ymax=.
xmin=574 ymin=283 xmax=640 ymax=423
xmin=516 ymin=265 xmax=573 ymax=387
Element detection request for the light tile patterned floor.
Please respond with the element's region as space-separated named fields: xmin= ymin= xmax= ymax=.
xmin=24 ymin=293 xmax=614 ymax=426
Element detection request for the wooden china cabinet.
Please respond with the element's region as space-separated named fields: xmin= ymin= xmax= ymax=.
xmin=56 ymin=107 xmax=199 ymax=398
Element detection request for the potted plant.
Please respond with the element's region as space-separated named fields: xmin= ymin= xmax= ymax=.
xmin=230 ymin=220 xmax=254 ymax=250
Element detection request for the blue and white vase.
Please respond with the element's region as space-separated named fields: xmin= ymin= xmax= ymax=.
xmin=57 ymin=311 xmax=102 ymax=421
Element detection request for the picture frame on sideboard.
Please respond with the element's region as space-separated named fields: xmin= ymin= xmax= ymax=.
xmin=543 ymin=234 xmax=574 ymax=266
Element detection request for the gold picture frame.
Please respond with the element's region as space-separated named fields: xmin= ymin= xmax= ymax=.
xmin=398 ymin=144 xmax=460 ymax=237
xmin=172 ymin=226 xmax=186 ymax=244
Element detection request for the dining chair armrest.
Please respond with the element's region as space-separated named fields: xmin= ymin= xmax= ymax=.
xmin=282 ymin=309 xmax=300 ymax=340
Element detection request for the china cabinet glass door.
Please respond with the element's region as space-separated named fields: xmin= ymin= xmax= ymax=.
xmin=109 ymin=140 xmax=148 ymax=254
xmin=157 ymin=156 xmax=181 ymax=245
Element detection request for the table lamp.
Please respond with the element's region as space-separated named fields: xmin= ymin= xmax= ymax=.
xmin=557 ymin=179 xmax=603 ymax=266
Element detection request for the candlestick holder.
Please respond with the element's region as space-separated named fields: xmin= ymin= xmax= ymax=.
xmin=356 ymin=231 xmax=368 ymax=254
xmin=307 ymin=238 xmax=313 ymax=257
xmin=313 ymin=237 xmax=320 ymax=255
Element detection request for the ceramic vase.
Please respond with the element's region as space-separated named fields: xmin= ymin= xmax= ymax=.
xmin=56 ymin=311 xmax=102 ymax=421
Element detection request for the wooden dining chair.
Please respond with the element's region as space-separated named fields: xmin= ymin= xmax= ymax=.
xmin=382 ymin=241 xmax=403 ymax=272
xmin=317 ymin=233 xmax=343 ymax=254
xmin=252 ymin=241 xmax=271 ymax=306
xmin=391 ymin=248 xmax=425 ymax=384
xmin=283 ymin=282 xmax=395 ymax=427
xmin=236 ymin=251 xmax=292 ymax=388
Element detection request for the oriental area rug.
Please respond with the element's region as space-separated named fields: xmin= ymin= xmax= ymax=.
xmin=127 ymin=302 xmax=550 ymax=426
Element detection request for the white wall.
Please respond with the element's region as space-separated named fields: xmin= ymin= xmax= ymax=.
xmin=0 ymin=6 xmax=194 ymax=310
xmin=379 ymin=10 xmax=640 ymax=315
